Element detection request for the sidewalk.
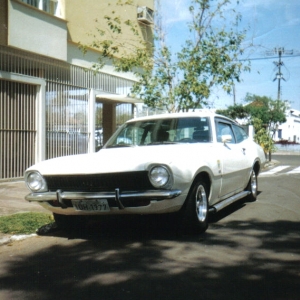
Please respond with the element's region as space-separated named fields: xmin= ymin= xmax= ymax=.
xmin=0 ymin=180 xmax=48 ymax=244
xmin=0 ymin=180 xmax=46 ymax=216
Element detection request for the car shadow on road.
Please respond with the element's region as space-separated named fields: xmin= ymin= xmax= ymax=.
xmin=38 ymin=213 xmax=192 ymax=241
xmin=1 ymin=210 xmax=299 ymax=300
xmin=37 ymin=190 xmax=260 ymax=242
xmin=2 ymin=187 xmax=298 ymax=300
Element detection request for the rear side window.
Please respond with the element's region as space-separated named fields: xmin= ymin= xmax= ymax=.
xmin=232 ymin=124 xmax=248 ymax=143
xmin=216 ymin=122 xmax=235 ymax=143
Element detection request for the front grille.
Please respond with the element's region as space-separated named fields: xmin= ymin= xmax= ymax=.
xmin=44 ymin=171 xmax=153 ymax=192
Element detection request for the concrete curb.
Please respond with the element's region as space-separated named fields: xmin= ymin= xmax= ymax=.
xmin=263 ymin=160 xmax=279 ymax=170
xmin=0 ymin=233 xmax=37 ymax=246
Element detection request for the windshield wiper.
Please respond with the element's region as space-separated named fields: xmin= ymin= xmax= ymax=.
xmin=146 ymin=141 xmax=177 ymax=145
xmin=106 ymin=144 xmax=133 ymax=148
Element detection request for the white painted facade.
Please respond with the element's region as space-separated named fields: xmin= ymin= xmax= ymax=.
xmin=8 ymin=0 xmax=68 ymax=61
xmin=274 ymin=108 xmax=300 ymax=143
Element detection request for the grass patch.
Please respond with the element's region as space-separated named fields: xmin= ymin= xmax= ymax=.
xmin=0 ymin=212 xmax=53 ymax=235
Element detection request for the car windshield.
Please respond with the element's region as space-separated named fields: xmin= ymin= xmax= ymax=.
xmin=105 ymin=117 xmax=211 ymax=148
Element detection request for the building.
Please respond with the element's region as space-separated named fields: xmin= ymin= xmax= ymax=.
xmin=0 ymin=0 xmax=154 ymax=180
xmin=274 ymin=108 xmax=300 ymax=143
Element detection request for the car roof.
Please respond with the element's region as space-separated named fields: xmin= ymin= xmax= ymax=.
xmin=126 ymin=110 xmax=235 ymax=124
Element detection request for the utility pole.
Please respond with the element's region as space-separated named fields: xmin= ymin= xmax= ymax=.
xmin=233 ymin=84 xmax=236 ymax=105
xmin=266 ymin=47 xmax=293 ymax=100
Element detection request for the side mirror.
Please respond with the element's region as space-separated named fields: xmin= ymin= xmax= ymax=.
xmin=221 ymin=134 xmax=232 ymax=144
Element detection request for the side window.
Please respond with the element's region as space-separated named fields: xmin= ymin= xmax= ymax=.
xmin=232 ymin=124 xmax=248 ymax=143
xmin=216 ymin=122 xmax=235 ymax=143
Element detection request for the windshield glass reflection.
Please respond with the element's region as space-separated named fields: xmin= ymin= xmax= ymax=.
xmin=105 ymin=117 xmax=211 ymax=148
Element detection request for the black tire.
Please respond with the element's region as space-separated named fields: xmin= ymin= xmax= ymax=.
xmin=245 ymin=169 xmax=258 ymax=202
xmin=181 ymin=180 xmax=209 ymax=234
xmin=53 ymin=213 xmax=86 ymax=231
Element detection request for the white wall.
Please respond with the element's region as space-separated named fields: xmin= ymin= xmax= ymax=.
xmin=8 ymin=0 xmax=67 ymax=60
xmin=275 ymin=109 xmax=300 ymax=143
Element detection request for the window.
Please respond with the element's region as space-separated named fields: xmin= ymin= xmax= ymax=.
xmin=22 ymin=0 xmax=38 ymax=6
xmin=43 ymin=0 xmax=58 ymax=15
xmin=232 ymin=124 xmax=248 ymax=143
xmin=106 ymin=117 xmax=212 ymax=147
xmin=216 ymin=121 xmax=235 ymax=143
xmin=21 ymin=0 xmax=59 ymax=17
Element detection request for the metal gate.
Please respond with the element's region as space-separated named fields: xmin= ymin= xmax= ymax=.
xmin=46 ymin=85 xmax=89 ymax=159
xmin=0 ymin=80 xmax=36 ymax=180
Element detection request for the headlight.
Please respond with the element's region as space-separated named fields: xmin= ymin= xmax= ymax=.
xmin=25 ymin=171 xmax=48 ymax=192
xmin=149 ymin=166 xmax=171 ymax=188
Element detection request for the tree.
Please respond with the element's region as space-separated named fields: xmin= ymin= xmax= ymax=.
xmin=244 ymin=93 xmax=287 ymax=138
xmin=81 ymin=0 xmax=250 ymax=112
xmin=216 ymin=104 xmax=248 ymax=120
xmin=252 ymin=118 xmax=275 ymax=160
xmin=245 ymin=94 xmax=287 ymax=161
xmin=216 ymin=94 xmax=288 ymax=161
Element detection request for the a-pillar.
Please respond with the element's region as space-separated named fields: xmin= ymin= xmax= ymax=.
xmin=102 ymin=102 xmax=116 ymax=144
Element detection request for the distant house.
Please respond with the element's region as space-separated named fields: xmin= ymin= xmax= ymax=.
xmin=0 ymin=0 xmax=154 ymax=180
xmin=274 ymin=108 xmax=300 ymax=143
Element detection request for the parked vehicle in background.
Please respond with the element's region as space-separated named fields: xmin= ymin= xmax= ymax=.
xmin=95 ymin=128 xmax=103 ymax=151
xmin=47 ymin=130 xmax=88 ymax=156
xmin=25 ymin=111 xmax=266 ymax=234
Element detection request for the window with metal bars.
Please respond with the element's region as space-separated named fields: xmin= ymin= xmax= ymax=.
xmin=0 ymin=45 xmax=136 ymax=178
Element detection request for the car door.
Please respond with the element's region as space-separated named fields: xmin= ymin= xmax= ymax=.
xmin=215 ymin=119 xmax=250 ymax=198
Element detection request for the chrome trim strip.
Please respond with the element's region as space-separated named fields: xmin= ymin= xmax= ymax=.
xmin=25 ymin=189 xmax=182 ymax=202
xmin=209 ymin=191 xmax=250 ymax=213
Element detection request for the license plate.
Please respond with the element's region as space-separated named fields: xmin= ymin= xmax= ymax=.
xmin=71 ymin=199 xmax=110 ymax=212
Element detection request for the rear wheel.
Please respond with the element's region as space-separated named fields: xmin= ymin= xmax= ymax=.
xmin=245 ymin=170 xmax=257 ymax=202
xmin=181 ymin=180 xmax=209 ymax=234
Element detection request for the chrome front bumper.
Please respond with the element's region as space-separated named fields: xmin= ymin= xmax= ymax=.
xmin=26 ymin=188 xmax=182 ymax=210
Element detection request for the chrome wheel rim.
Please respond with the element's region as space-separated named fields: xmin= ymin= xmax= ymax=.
xmin=195 ymin=185 xmax=208 ymax=222
xmin=250 ymin=171 xmax=257 ymax=197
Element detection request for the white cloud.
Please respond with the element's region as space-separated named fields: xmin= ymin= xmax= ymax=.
xmin=159 ymin=0 xmax=191 ymax=25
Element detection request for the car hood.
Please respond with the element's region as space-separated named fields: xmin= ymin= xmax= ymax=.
xmin=27 ymin=144 xmax=206 ymax=176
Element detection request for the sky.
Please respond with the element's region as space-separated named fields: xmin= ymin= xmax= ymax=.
xmin=159 ymin=0 xmax=300 ymax=110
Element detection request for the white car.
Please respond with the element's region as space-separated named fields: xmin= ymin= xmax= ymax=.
xmin=25 ymin=112 xmax=266 ymax=233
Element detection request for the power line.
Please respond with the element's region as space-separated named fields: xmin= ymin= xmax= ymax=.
xmin=239 ymin=53 xmax=300 ymax=61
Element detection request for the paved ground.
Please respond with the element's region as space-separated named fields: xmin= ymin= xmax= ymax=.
xmin=0 ymin=180 xmax=49 ymax=243
xmin=0 ymin=181 xmax=46 ymax=216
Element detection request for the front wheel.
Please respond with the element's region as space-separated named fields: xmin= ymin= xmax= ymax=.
xmin=181 ymin=180 xmax=209 ymax=234
xmin=245 ymin=170 xmax=258 ymax=202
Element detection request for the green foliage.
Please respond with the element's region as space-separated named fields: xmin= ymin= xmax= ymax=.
xmin=0 ymin=212 xmax=52 ymax=235
xmin=217 ymin=94 xmax=288 ymax=159
xmin=173 ymin=0 xmax=249 ymax=111
xmin=216 ymin=104 xmax=248 ymax=119
xmin=244 ymin=93 xmax=287 ymax=135
xmin=80 ymin=0 xmax=250 ymax=112
xmin=252 ymin=118 xmax=275 ymax=159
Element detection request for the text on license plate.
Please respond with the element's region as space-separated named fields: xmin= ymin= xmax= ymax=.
xmin=71 ymin=199 xmax=110 ymax=212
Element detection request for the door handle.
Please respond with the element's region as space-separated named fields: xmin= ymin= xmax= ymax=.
xmin=242 ymin=148 xmax=246 ymax=154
